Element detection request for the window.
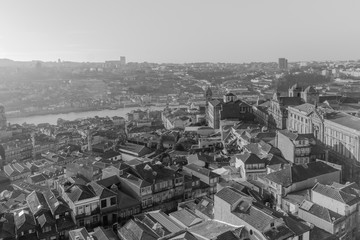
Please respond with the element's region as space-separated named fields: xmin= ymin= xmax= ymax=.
xmin=299 ymin=235 xmax=303 ymax=240
xmin=79 ymin=219 xmax=84 ymax=226
xmin=101 ymin=199 xmax=107 ymax=208
xmin=77 ymin=206 xmax=84 ymax=215
xmin=92 ymin=203 xmax=98 ymax=211
xmin=110 ymin=197 xmax=117 ymax=206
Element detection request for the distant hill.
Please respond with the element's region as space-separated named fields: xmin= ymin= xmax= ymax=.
xmin=0 ymin=59 xmax=15 ymax=66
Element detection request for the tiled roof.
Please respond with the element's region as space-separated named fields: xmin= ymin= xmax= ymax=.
xmin=4 ymin=163 xmax=29 ymax=177
xmin=29 ymin=173 xmax=47 ymax=183
xmin=216 ymin=187 xmax=249 ymax=205
xmin=188 ymin=220 xmax=239 ymax=240
xmin=133 ymin=162 xmax=182 ymax=183
xmin=87 ymin=181 xmax=117 ymax=199
xmin=169 ymin=209 xmax=203 ymax=227
xmin=147 ymin=210 xmax=183 ymax=233
xmin=312 ymin=183 xmax=360 ymax=205
xmin=236 ymin=152 xmax=266 ymax=164
xmin=264 ymin=161 xmax=339 ymax=187
xmin=263 ymin=225 xmax=294 ymax=240
xmin=325 ymin=111 xmax=360 ymax=131
xmin=184 ymin=164 xmax=220 ymax=178
xmin=14 ymin=209 xmax=36 ymax=231
xmin=43 ymin=190 xmax=70 ymax=215
xmin=102 ymin=150 xmax=121 ymax=159
xmin=300 ymin=200 xmax=343 ymax=223
xmin=69 ymin=227 xmax=91 ymax=240
xmin=214 ymin=229 xmax=245 ymax=240
xmin=117 ymin=189 xmax=141 ymax=210
xmin=283 ymin=189 xmax=309 ymax=205
xmin=56 ymin=215 xmax=76 ymax=231
xmin=266 ymin=154 xmax=289 ymax=165
xmin=232 ymin=202 xmax=276 ymax=232
xmin=92 ymin=226 xmax=120 ymax=240
xmin=282 ymin=215 xmax=310 ymax=236
xmin=119 ymin=142 xmax=153 ymax=156
xmin=97 ymin=175 xmax=121 ymax=188
xmin=37 ymin=212 xmax=55 ymax=228
xmin=120 ymin=173 xmax=152 ymax=188
xmin=26 ymin=191 xmax=50 ymax=216
xmin=65 ymin=184 xmax=97 ymax=202
xmin=209 ymin=99 xmax=223 ymax=107
xmin=292 ymin=103 xmax=316 ymax=113
xmin=223 ymin=99 xmax=251 ymax=107
xmin=118 ymin=219 xmax=158 ymax=240
xmin=278 ymin=129 xmax=314 ymax=141
xmin=165 ymin=231 xmax=198 ymax=240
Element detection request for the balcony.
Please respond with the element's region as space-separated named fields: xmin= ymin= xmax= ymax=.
xmin=75 ymin=208 xmax=100 ymax=219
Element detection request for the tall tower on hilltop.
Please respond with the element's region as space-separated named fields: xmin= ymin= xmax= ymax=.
xmin=120 ymin=56 xmax=126 ymax=65
xmin=0 ymin=105 xmax=7 ymax=129
xmin=278 ymin=58 xmax=288 ymax=70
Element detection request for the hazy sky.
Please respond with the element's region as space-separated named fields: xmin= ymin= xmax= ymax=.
xmin=1 ymin=0 xmax=359 ymax=63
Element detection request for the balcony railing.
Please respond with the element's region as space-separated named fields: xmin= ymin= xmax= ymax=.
xmin=75 ymin=207 xmax=100 ymax=218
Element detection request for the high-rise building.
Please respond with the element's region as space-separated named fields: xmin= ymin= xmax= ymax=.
xmin=278 ymin=58 xmax=288 ymax=70
xmin=120 ymin=56 xmax=126 ymax=65
xmin=0 ymin=105 xmax=6 ymax=129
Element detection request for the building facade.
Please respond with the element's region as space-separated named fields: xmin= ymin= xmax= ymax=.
xmin=207 ymin=93 xmax=254 ymax=129
xmin=288 ymin=103 xmax=360 ymax=183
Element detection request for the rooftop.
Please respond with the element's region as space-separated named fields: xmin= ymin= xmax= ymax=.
xmin=188 ymin=220 xmax=239 ymax=240
xmin=264 ymin=161 xmax=339 ymax=187
xmin=312 ymin=182 xmax=360 ymax=206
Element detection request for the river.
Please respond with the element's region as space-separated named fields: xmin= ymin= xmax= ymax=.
xmin=7 ymin=106 xmax=171 ymax=125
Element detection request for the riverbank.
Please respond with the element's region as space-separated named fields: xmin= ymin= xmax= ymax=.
xmin=7 ymin=105 xmax=186 ymax=125
xmin=5 ymin=103 xmax=173 ymax=119
xmin=6 ymin=103 xmax=149 ymax=119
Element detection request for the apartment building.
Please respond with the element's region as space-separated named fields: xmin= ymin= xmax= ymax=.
xmin=298 ymin=182 xmax=360 ymax=239
xmin=287 ymin=103 xmax=360 ymax=182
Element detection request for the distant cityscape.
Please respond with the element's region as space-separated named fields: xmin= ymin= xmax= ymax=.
xmin=0 ymin=56 xmax=360 ymax=240
xmin=1 ymin=57 xmax=360 ymax=119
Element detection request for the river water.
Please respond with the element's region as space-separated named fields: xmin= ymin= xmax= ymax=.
xmin=7 ymin=106 xmax=170 ymax=125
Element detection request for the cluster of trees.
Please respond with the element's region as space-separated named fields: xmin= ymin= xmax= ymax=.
xmin=273 ymin=73 xmax=330 ymax=91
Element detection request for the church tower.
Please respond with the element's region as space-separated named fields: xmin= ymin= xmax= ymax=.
xmin=205 ymin=86 xmax=212 ymax=105
xmin=205 ymin=87 xmax=213 ymax=124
